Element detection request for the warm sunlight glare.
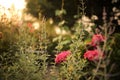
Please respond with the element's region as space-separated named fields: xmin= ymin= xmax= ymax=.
xmin=0 ymin=0 xmax=26 ymax=10
xmin=0 ymin=0 xmax=26 ymax=23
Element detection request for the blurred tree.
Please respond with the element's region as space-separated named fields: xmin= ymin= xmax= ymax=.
xmin=25 ymin=0 xmax=77 ymax=26
xmin=25 ymin=0 xmax=120 ymax=26
xmin=25 ymin=0 xmax=42 ymax=17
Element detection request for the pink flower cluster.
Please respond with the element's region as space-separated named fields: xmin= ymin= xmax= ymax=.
xmin=55 ymin=51 xmax=71 ymax=64
xmin=91 ymin=34 xmax=105 ymax=46
xmin=84 ymin=50 xmax=100 ymax=61
xmin=84 ymin=34 xmax=105 ymax=61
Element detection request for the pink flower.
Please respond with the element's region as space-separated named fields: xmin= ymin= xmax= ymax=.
xmin=27 ymin=22 xmax=35 ymax=33
xmin=27 ymin=22 xmax=32 ymax=28
xmin=84 ymin=50 xmax=101 ymax=61
xmin=91 ymin=34 xmax=105 ymax=46
xmin=55 ymin=51 xmax=71 ymax=64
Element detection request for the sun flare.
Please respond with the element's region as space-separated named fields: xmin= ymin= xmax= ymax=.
xmin=0 ymin=0 xmax=26 ymax=23
xmin=0 ymin=0 xmax=26 ymax=10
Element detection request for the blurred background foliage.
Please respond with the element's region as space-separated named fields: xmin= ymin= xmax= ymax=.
xmin=25 ymin=0 xmax=120 ymax=26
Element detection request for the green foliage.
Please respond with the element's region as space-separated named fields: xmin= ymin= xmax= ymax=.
xmin=55 ymin=9 xmax=67 ymax=17
xmin=0 ymin=18 xmax=49 ymax=80
xmin=12 ymin=25 xmax=48 ymax=80
xmin=52 ymin=19 xmax=89 ymax=80
xmin=111 ymin=33 xmax=120 ymax=63
xmin=58 ymin=52 xmax=87 ymax=80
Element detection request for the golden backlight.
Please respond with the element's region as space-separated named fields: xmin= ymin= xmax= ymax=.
xmin=0 ymin=0 xmax=26 ymax=10
xmin=0 ymin=0 xmax=26 ymax=23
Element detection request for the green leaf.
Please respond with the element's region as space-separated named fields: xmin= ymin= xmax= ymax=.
xmin=55 ymin=9 xmax=66 ymax=17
